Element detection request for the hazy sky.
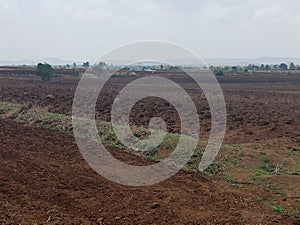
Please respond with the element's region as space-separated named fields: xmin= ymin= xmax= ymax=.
xmin=1 ymin=0 xmax=300 ymax=61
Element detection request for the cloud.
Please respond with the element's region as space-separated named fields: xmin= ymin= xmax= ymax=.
xmin=0 ymin=0 xmax=18 ymax=18
xmin=0 ymin=0 xmax=12 ymax=11
xmin=0 ymin=0 xmax=299 ymax=60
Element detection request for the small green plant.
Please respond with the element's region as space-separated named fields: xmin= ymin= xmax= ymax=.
xmin=265 ymin=183 xmax=285 ymax=195
xmin=0 ymin=102 xmax=21 ymax=119
xmin=263 ymin=157 xmax=270 ymax=163
xmin=261 ymin=163 xmax=276 ymax=172
xmin=273 ymin=204 xmax=285 ymax=214
xmin=232 ymin=144 xmax=242 ymax=150
xmin=44 ymin=112 xmax=66 ymax=122
xmin=0 ymin=103 xmax=14 ymax=114
xmin=204 ymin=161 xmax=224 ymax=175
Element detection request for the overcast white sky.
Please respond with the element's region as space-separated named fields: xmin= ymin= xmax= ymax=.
xmin=0 ymin=0 xmax=299 ymax=61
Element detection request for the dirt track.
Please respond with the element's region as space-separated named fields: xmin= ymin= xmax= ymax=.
xmin=0 ymin=120 xmax=296 ymax=224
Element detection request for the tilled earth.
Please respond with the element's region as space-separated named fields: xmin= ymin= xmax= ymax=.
xmin=0 ymin=120 xmax=296 ymax=224
xmin=0 ymin=73 xmax=299 ymax=144
xmin=0 ymin=72 xmax=300 ymax=224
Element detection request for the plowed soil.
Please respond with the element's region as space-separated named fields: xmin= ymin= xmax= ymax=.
xmin=0 ymin=72 xmax=299 ymax=144
xmin=0 ymin=120 xmax=296 ymax=224
xmin=0 ymin=71 xmax=300 ymax=224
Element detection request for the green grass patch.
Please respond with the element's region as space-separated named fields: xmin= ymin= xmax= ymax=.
xmin=0 ymin=102 xmax=21 ymax=118
xmin=43 ymin=112 xmax=69 ymax=123
xmin=0 ymin=103 xmax=14 ymax=114
xmin=265 ymin=202 xmax=300 ymax=220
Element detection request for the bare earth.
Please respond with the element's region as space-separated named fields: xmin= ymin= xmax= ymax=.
xmin=0 ymin=71 xmax=299 ymax=224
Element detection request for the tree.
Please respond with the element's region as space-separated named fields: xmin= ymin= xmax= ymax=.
xmin=224 ymin=66 xmax=231 ymax=71
xmin=82 ymin=62 xmax=90 ymax=68
xmin=231 ymin=66 xmax=238 ymax=73
xmin=278 ymin=63 xmax=288 ymax=71
xmin=246 ymin=64 xmax=252 ymax=70
xmin=36 ymin=63 xmax=53 ymax=82
xmin=214 ymin=70 xmax=224 ymax=76
xmin=98 ymin=62 xmax=106 ymax=69
xmin=289 ymin=62 xmax=296 ymax=70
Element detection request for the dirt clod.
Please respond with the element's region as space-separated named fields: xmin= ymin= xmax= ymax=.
xmin=151 ymin=203 xmax=160 ymax=209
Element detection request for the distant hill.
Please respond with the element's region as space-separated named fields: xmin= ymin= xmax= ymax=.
xmin=0 ymin=58 xmax=84 ymax=66
xmin=204 ymin=57 xmax=300 ymax=66
xmin=0 ymin=57 xmax=299 ymax=66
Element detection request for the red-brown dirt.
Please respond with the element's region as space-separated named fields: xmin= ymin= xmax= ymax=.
xmin=0 ymin=72 xmax=299 ymax=145
xmin=0 ymin=71 xmax=299 ymax=224
xmin=0 ymin=120 xmax=297 ymax=224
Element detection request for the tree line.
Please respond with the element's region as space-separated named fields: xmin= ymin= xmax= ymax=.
xmin=210 ymin=62 xmax=299 ymax=76
xmin=35 ymin=61 xmax=300 ymax=81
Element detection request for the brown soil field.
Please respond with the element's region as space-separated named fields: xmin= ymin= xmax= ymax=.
xmin=0 ymin=71 xmax=300 ymax=224
xmin=0 ymin=120 xmax=296 ymax=224
xmin=0 ymin=72 xmax=299 ymax=145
